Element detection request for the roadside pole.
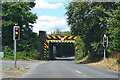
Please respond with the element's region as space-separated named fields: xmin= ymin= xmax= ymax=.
xmin=104 ymin=47 xmax=106 ymax=59
xmin=14 ymin=40 xmax=17 ymax=68
xmin=103 ymin=34 xmax=108 ymax=59
xmin=13 ymin=25 xmax=20 ymax=68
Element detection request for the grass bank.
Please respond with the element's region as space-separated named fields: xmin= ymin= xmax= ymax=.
xmin=0 ymin=58 xmax=47 ymax=61
xmin=75 ymin=57 xmax=120 ymax=72
xmin=87 ymin=58 xmax=120 ymax=72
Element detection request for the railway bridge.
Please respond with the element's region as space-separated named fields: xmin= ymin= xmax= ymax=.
xmin=38 ymin=31 xmax=78 ymax=60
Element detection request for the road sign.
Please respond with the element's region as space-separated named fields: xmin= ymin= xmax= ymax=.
xmin=61 ymin=38 xmax=64 ymax=41
xmin=0 ymin=52 xmax=4 ymax=58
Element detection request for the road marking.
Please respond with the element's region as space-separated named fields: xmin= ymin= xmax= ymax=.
xmin=26 ymin=62 xmax=47 ymax=69
xmin=76 ymin=70 xmax=82 ymax=74
xmin=76 ymin=70 xmax=88 ymax=78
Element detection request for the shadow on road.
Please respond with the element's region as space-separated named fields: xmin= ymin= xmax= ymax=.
xmin=55 ymin=58 xmax=74 ymax=61
xmin=49 ymin=57 xmax=75 ymax=61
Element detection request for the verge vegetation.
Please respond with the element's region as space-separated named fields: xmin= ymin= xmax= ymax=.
xmin=66 ymin=2 xmax=120 ymax=71
xmin=2 ymin=2 xmax=40 ymax=60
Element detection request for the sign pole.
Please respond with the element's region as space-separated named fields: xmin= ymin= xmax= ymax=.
xmin=104 ymin=47 xmax=106 ymax=59
xmin=103 ymin=34 xmax=108 ymax=60
xmin=13 ymin=25 xmax=20 ymax=68
xmin=14 ymin=39 xmax=17 ymax=68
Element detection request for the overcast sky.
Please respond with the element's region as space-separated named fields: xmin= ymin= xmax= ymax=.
xmin=30 ymin=0 xmax=70 ymax=34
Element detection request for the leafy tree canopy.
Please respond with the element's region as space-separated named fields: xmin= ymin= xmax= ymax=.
xmin=66 ymin=2 xmax=120 ymax=61
xmin=2 ymin=2 xmax=39 ymax=60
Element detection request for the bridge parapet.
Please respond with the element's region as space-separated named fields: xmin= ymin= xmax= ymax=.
xmin=46 ymin=35 xmax=77 ymax=40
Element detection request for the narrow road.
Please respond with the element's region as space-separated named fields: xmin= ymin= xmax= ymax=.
xmin=1 ymin=58 xmax=119 ymax=79
xmin=22 ymin=59 xmax=119 ymax=78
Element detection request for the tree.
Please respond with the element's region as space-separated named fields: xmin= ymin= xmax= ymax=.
xmin=2 ymin=2 xmax=38 ymax=48
xmin=104 ymin=2 xmax=120 ymax=53
xmin=2 ymin=2 xmax=39 ymax=60
xmin=65 ymin=2 xmax=120 ymax=61
xmin=52 ymin=29 xmax=71 ymax=36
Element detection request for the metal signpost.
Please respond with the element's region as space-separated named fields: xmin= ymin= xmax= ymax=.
xmin=13 ymin=25 xmax=20 ymax=68
xmin=103 ymin=34 xmax=108 ymax=59
xmin=14 ymin=39 xmax=17 ymax=68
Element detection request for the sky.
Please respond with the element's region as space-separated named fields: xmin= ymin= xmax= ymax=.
xmin=30 ymin=0 xmax=70 ymax=34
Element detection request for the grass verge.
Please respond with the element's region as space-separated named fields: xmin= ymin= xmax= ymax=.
xmin=86 ymin=58 xmax=120 ymax=72
xmin=75 ymin=57 xmax=120 ymax=72
xmin=0 ymin=58 xmax=47 ymax=61
xmin=2 ymin=67 xmax=26 ymax=78
xmin=74 ymin=55 xmax=89 ymax=63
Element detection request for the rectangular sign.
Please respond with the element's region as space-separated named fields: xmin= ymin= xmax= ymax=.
xmin=0 ymin=52 xmax=4 ymax=58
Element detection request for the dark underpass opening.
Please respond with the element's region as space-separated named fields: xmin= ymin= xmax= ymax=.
xmin=48 ymin=42 xmax=75 ymax=61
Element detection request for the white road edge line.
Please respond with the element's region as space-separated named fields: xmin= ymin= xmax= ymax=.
xmin=25 ymin=62 xmax=47 ymax=69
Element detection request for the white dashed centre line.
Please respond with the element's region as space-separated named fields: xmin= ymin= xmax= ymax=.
xmin=76 ymin=70 xmax=88 ymax=78
xmin=76 ymin=70 xmax=82 ymax=74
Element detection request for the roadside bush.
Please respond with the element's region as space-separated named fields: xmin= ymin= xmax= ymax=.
xmin=17 ymin=49 xmax=38 ymax=60
xmin=3 ymin=46 xmax=38 ymax=60
xmin=3 ymin=46 xmax=14 ymax=60
xmin=74 ymin=36 xmax=86 ymax=60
